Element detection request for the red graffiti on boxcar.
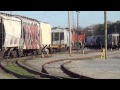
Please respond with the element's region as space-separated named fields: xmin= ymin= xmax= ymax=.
xmin=23 ymin=22 xmax=39 ymax=49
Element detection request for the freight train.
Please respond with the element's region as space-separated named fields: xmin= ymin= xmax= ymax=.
xmin=50 ymin=27 xmax=85 ymax=52
xmin=0 ymin=12 xmax=51 ymax=59
xmin=85 ymin=33 xmax=120 ymax=49
xmin=0 ymin=12 xmax=86 ymax=59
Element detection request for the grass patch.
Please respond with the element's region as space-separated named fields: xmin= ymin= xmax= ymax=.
xmin=5 ymin=63 xmax=37 ymax=77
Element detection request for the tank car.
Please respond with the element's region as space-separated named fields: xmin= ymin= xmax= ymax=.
xmin=91 ymin=35 xmax=102 ymax=48
xmin=99 ymin=35 xmax=105 ymax=48
xmin=85 ymin=36 xmax=94 ymax=47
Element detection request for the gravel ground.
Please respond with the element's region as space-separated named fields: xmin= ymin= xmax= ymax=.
xmin=44 ymin=60 xmax=72 ymax=78
xmin=0 ymin=49 xmax=118 ymax=79
xmin=25 ymin=51 xmax=101 ymax=72
xmin=25 ymin=49 xmax=118 ymax=72
xmin=0 ymin=68 xmax=17 ymax=79
xmin=23 ymin=49 xmax=120 ymax=79
xmin=63 ymin=51 xmax=120 ymax=79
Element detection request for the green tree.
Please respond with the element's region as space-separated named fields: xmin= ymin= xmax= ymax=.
xmin=94 ymin=24 xmax=104 ymax=35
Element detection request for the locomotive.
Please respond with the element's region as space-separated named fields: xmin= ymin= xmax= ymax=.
xmin=72 ymin=31 xmax=85 ymax=50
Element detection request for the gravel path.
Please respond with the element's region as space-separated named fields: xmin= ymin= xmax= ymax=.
xmin=63 ymin=51 xmax=120 ymax=79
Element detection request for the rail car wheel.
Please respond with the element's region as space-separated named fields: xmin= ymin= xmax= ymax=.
xmin=58 ymin=48 xmax=61 ymax=52
xmin=61 ymin=47 xmax=64 ymax=51
xmin=37 ymin=50 xmax=41 ymax=55
xmin=77 ymin=44 xmax=81 ymax=50
xmin=0 ymin=51 xmax=3 ymax=60
xmin=64 ymin=45 xmax=68 ymax=51
xmin=18 ymin=50 xmax=23 ymax=57
xmin=33 ymin=51 xmax=37 ymax=56
xmin=49 ymin=48 xmax=53 ymax=54
xmin=10 ymin=51 xmax=17 ymax=58
xmin=50 ymin=48 xmax=55 ymax=54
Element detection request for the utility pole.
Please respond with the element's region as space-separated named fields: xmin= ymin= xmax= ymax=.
xmin=76 ymin=11 xmax=80 ymax=52
xmin=104 ymin=11 xmax=107 ymax=59
xmin=68 ymin=11 xmax=72 ymax=56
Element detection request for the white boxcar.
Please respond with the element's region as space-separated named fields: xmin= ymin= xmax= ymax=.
xmin=39 ymin=22 xmax=51 ymax=48
xmin=15 ymin=15 xmax=40 ymax=50
xmin=51 ymin=28 xmax=71 ymax=47
xmin=0 ymin=14 xmax=21 ymax=48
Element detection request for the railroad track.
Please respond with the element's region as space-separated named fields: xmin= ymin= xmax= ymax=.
xmin=42 ymin=54 xmax=101 ymax=79
xmin=0 ymin=48 xmax=119 ymax=79
xmin=0 ymin=56 xmax=71 ymax=79
xmin=42 ymin=49 xmax=120 ymax=79
xmin=0 ymin=57 xmax=41 ymax=79
xmin=42 ymin=59 xmax=73 ymax=79
xmin=61 ymin=61 xmax=93 ymax=79
xmin=0 ymin=49 xmax=101 ymax=79
xmin=0 ymin=66 xmax=17 ymax=79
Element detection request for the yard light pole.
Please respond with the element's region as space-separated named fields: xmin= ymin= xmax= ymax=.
xmin=68 ymin=11 xmax=72 ymax=56
xmin=104 ymin=11 xmax=107 ymax=59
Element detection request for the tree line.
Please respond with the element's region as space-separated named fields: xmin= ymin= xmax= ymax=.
xmin=73 ymin=21 xmax=120 ymax=37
